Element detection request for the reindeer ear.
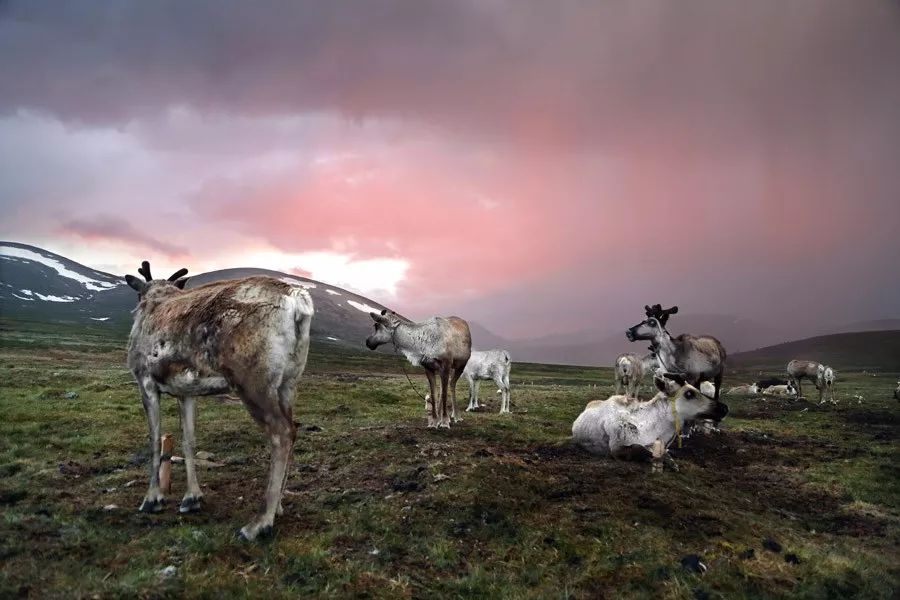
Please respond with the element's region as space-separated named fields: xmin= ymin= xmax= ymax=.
xmin=654 ymin=376 xmax=667 ymax=393
xmin=173 ymin=277 xmax=189 ymax=290
xmin=125 ymin=274 xmax=147 ymax=293
xmin=669 ymin=306 xmax=678 ymax=314
xmin=370 ymin=312 xmax=387 ymax=324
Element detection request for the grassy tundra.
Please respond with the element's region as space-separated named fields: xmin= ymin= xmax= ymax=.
xmin=1 ymin=318 xmax=898 ymax=599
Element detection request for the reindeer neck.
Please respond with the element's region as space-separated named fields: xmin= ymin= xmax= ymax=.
xmin=654 ymin=328 xmax=679 ymax=369
xmin=391 ymin=322 xmax=426 ymax=366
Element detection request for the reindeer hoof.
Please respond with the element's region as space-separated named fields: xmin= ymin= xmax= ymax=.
xmin=139 ymin=497 xmax=165 ymax=513
xmin=179 ymin=495 xmax=203 ymax=514
xmin=238 ymin=523 xmax=273 ymax=542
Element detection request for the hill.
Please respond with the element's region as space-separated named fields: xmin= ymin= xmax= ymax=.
xmin=0 ymin=242 xmax=392 ymax=350
xmin=730 ymin=330 xmax=900 ymax=370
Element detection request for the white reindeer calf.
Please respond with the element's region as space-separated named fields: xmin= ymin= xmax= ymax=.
xmin=463 ymin=349 xmax=512 ymax=413
xmin=572 ymin=373 xmax=728 ymax=465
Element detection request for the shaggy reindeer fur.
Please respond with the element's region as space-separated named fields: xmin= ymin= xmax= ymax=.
xmin=572 ymin=373 xmax=728 ymax=461
xmin=125 ymin=262 xmax=313 ymax=541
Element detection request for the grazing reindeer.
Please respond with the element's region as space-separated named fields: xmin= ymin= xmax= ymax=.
xmin=821 ymin=366 xmax=836 ymax=404
xmin=366 ymin=309 xmax=471 ymax=428
xmin=614 ymin=352 xmax=658 ymax=399
xmin=572 ymin=373 xmax=728 ymax=462
xmin=125 ymin=261 xmax=314 ymax=541
xmin=463 ymin=349 xmax=512 ymax=414
xmin=625 ymin=316 xmax=727 ymax=406
xmin=786 ymin=360 xmax=825 ymax=401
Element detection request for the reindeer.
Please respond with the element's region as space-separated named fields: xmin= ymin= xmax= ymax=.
xmin=572 ymin=372 xmax=728 ymax=464
xmin=726 ymin=383 xmax=760 ymax=396
xmin=125 ymin=261 xmax=313 ymax=541
xmin=821 ymin=366 xmax=836 ymax=404
xmin=614 ymin=352 xmax=658 ymax=399
xmin=366 ymin=309 xmax=471 ymax=428
xmin=762 ymin=382 xmax=798 ymax=397
xmin=463 ymin=349 xmax=512 ymax=413
xmin=626 ymin=315 xmax=727 ymax=407
xmin=786 ymin=360 xmax=825 ymax=401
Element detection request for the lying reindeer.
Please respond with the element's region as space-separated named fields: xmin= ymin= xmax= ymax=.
xmin=572 ymin=373 xmax=728 ymax=465
xmin=726 ymin=383 xmax=760 ymax=396
xmin=762 ymin=382 xmax=798 ymax=397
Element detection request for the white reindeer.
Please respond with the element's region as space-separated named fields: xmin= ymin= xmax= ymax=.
xmin=820 ymin=366 xmax=836 ymax=404
xmin=572 ymin=373 xmax=729 ymax=463
xmin=463 ymin=349 xmax=512 ymax=413
xmin=786 ymin=360 xmax=825 ymax=401
xmin=124 ymin=261 xmax=313 ymax=541
xmin=614 ymin=352 xmax=658 ymax=399
xmin=366 ymin=309 xmax=471 ymax=428
xmin=726 ymin=383 xmax=760 ymax=396
xmin=762 ymin=382 xmax=798 ymax=397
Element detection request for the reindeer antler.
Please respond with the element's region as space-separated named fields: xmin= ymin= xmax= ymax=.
xmin=138 ymin=261 xmax=153 ymax=281
xmin=168 ymin=268 xmax=188 ymax=281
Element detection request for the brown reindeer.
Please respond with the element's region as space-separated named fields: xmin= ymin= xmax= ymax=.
xmin=366 ymin=309 xmax=471 ymax=428
xmin=125 ymin=261 xmax=313 ymax=541
xmin=626 ymin=316 xmax=727 ymax=409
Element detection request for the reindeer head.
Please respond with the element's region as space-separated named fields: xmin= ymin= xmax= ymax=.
xmin=365 ymin=309 xmax=403 ymax=350
xmin=654 ymin=372 xmax=728 ymax=422
xmin=124 ymin=261 xmax=189 ymax=298
xmin=626 ymin=316 xmax=663 ymax=342
xmin=644 ymin=304 xmax=678 ymax=327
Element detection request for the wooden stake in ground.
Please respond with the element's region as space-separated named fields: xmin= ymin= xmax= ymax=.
xmin=159 ymin=434 xmax=174 ymax=494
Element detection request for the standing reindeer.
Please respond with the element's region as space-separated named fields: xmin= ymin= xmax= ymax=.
xmin=125 ymin=261 xmax=314 ymax=541
xmin=786 ymin=360 xmax=825 ymax=401
xmin=463 ymin=349 xmax=512 ymax=414
xmin=366 ymin=309 xmax=471 ymax=428
xmin=613 ymin=352 xmax=658 ymax=399
xmin=625 ymin=315 xmax=727 ymax=406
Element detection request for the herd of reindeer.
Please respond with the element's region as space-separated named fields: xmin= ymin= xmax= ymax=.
xmin=122 ymin=262 xmax=861 ymax=540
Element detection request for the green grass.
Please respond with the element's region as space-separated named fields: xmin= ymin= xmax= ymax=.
xmin=0 ymin=322 xmax=898 ymax=599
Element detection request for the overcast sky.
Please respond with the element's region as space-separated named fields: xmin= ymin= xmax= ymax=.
xmin=1 ymin=1 xmax=898 ymax=338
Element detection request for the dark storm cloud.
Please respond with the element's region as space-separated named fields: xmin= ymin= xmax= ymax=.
xmin=60 ymin=217 xmax=188 ymax=257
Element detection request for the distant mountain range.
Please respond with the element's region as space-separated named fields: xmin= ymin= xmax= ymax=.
xmin=2 ymin=241 xmax=898 ymax=367
xmin=0 ymin=242 xmax=391 ymax=349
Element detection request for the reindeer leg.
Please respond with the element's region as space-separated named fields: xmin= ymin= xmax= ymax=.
xmin=138 ymin=379 xmax=165 ymax=513
xmin=449 ymin=365 xmax=465 ymax=423
xmin=424 ymin=369 xmax=438 ymax=428
xmin=494 ymin=373 xmax=508 ymax=414
xmin=503 ymin=371 xmax=511 ymax=413
xmin=178 ymin=396 xmax=203 ymax=513
xmin=239 ymin=407 xmax=293 ymax=541
xmin=465 ymin=373 xmax=477 ymax=411
xmin=439 ymin=366 xmax=451 ymax=428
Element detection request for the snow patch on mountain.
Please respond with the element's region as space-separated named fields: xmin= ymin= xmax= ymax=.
xmin=346 ymin=300 xmax=381 ymax=314
xmin=0 ymin=246 xmax=118 ymax=291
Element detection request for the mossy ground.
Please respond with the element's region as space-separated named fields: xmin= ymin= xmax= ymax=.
xmin=1 ymin=320 xmax=897 ymax=598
